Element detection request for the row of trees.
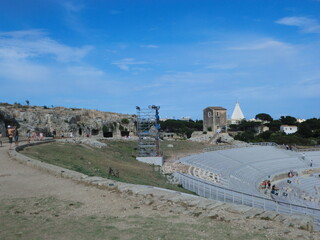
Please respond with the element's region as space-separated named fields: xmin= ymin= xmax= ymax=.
xmin=233 ymin=113 xmax=320 ymax=145
xmin=159 ymin=119 xmax=203 ymax=138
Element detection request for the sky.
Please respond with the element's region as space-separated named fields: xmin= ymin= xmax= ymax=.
xmin=0 ymin=0 xmax=319 ymax=120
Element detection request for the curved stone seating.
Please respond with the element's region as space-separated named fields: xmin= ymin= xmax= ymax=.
xmin=270 ymin=175 xmax=320 ymax=209
xmin=178 ymin=146 xmax=320 ymax=198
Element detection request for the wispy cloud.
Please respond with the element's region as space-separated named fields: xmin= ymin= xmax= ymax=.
xmin=140 ymin=44 xmax=160 ymax=48
xmin=112 ymin=58 xmax=148 ymax=71
xmin=0 ymin=59 xmax=52 ymax=83
xmin=227 ymin=39 xmax=291 ymax=51
xmin=0 ymin=29 xmax=120 ymax=98
xmin=0 ymin=29 xmax=92 ymax=62
xmin=275 ymin=17 xmax=320 ymax=33
xmin=205 ymin=63 xmax=238 ymax=70
xmin=60 ymin=1 xmax=86 ymax=33
xmin=62 ymin=1 xmax=84 ymax=13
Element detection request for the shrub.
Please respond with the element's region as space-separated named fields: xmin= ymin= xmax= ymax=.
xmin=121 ymin=118 xmax=130 ymax=124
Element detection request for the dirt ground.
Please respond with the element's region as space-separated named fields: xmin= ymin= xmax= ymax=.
xmin=0 ymin=142 xmax=319 ymax=240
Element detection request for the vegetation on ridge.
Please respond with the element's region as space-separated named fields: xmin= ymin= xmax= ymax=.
xmin=231 ymin=115 xmax=320 ymax=145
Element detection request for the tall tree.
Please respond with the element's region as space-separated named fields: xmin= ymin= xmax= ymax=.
xmin=298 ymin=122 xmax=313 ymax=138
xmin=255 ymin=113 xmax=273 ymax=122
xmin=280 ymin=116 xmax=297 ymax=125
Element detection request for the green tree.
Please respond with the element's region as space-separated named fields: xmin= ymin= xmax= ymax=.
xmin=280 ymin=116 xmax=297 ymax=125
xmin=266 ymin=120 xmax=282 ymax=132
xmin=159 ymin=119 xmax=203 ymax=138
xmin=234 ymin=130 xmax=255 ymax=142
xmin=298 ymin=122 xmax=313 ymax=138
xmin=303 ymin=118 xmax=320 ymax=131
xmin=121 ymin=118 xmax=129 ymax=124
xmin=258 ymin=130 xmax=272 ymax=140
xmin=255 ymin=113 xmax=273 ymax=122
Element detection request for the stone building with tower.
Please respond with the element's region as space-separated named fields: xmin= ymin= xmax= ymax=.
xmin=203 ymin=107 xmax=227 ymax=133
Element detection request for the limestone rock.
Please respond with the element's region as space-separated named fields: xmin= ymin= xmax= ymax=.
xmin=0 ymin=103 xmax=136 ymax=138
xmin=57 ymin=138 xmax=108 ymax=148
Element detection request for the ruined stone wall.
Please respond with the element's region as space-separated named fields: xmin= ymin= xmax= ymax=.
xmin=0 ymin=103 xmax=136 ymax=138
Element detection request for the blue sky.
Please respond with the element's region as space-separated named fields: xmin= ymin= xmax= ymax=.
xmin=0 ymin=0 xmax=319 ymax=120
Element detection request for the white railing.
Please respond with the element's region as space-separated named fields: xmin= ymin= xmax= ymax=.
xmin=174 ymin=173 xmax=320 ymax=230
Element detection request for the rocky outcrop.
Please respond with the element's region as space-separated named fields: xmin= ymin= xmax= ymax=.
xmin=0 ymin=103 xmax=136 ymax=138
xmin=57 ymin=138 xmax=108 ymax=148
xmin=188 ymin=132 xmax=243 ymax=145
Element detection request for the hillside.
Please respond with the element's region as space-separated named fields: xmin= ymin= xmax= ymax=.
xmin=0 ymin=102 xmax=136 ymax=138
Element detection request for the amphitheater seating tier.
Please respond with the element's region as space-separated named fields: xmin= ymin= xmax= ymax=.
xmin=179 ymin=146 xmax=320 ymax=197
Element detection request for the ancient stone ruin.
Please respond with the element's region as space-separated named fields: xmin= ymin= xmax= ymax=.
xmin=0 ymin=103 xmax=136 ymax=138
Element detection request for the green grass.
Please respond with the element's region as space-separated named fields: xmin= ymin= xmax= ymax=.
xmin=20 ymin=140 xmax=208 ymax=193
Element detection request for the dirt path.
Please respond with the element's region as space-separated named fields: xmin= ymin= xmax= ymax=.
xmin=0 ymin=143 xmax=319 ymax=240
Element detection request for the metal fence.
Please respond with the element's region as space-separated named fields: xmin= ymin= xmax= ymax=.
xmin=174 ymin=173 xmax=320 ymax=230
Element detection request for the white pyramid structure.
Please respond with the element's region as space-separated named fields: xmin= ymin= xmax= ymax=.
xmin=231 ymin=101 xmax=245 ymax=124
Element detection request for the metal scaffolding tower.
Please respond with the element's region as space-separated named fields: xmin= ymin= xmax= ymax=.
xmin=136 ymin=105 xmax=161 ymax=157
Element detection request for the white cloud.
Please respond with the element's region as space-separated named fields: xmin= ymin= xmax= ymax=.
xmin=276 ymin=17 xmax=320 ymax=33
xmin=65 ymin=66 xmax=105 ymax=77
xmin=227 ymin=39 xmax=291 ymax=51
xmin=0 ymin=29 xmax=115 ymax=97
xmin=0 ymin=59 xmax=52 ymax=83
xmin=112 ymin=58 xmax=148 ymax=71
xmin=0 ymin=29 xmax=92 ymax=62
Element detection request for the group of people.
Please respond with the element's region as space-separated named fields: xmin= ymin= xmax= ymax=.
xmin=261 ymin=179 xmax=271 ymax=189
xmin=285 ymin=144 xmax=293 ymax=150
xmin=6 ymin=125 xmax=19 ymax=150
xmin=260 ymin=179 xmax=280 ymax=195
xmin=26 ymin=130 xmax=44 ymax=143
xmin=0 ymin=126 xmax=46 ymax=149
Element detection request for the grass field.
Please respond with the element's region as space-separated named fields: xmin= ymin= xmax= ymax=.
xmin=20 ymin=139 xmax=209 ymax=193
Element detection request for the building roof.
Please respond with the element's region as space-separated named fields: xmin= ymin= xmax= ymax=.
xmin=204 ymin=106 xmax=226 ymax=110
xmin=231 ymin=101 xmax=245 ymax=120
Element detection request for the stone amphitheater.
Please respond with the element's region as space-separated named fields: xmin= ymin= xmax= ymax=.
xmin=1 ymin=103 xmax=320 ymax=238
xmin=163 ymin=143 xmax=320 ymax=230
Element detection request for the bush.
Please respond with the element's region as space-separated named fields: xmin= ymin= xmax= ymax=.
xmin=121 ymin=118 xmax=129 ymax=124
xmin=234 ymin=130 xmax=255 ymax=142
xmin=103 ymin=123 xmax=115 ymax=132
